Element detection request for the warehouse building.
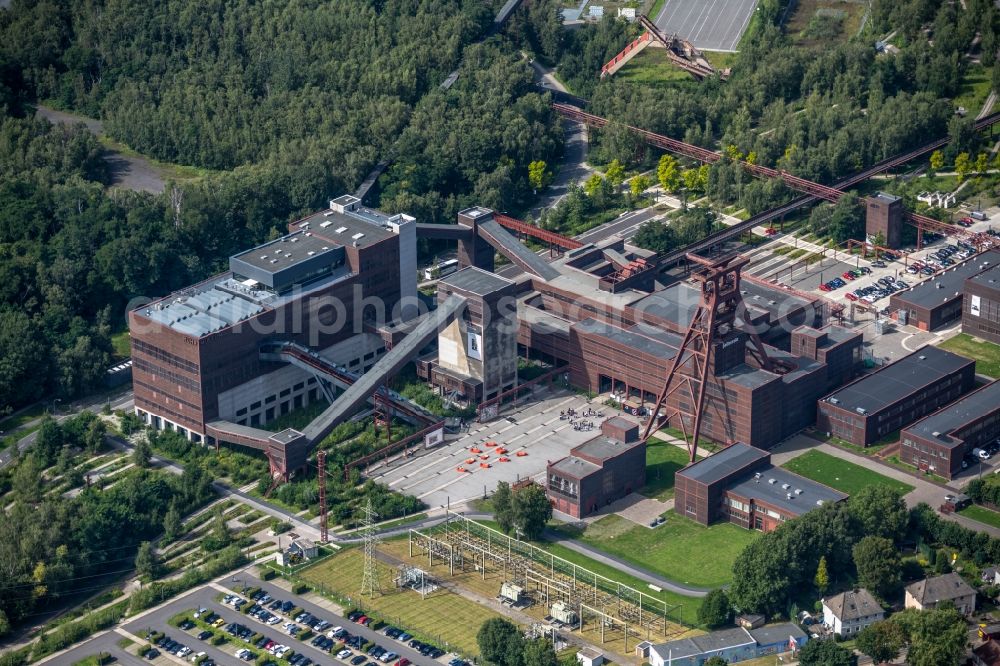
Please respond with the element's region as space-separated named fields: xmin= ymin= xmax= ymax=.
xmin=889 ymin=251 xmax=1000 ymax=331
xmin=547 ymin=417 xmax=646 ymax=518
xmin=900 ymin=380 xmax=1000 ymax=478
xmin=963 ymin=263 xmax=1000 ymax=344
xmin=816 ymin=346 xmax=976 ymax=446
xmin=674 ymin=443 xmax=847 ymax=531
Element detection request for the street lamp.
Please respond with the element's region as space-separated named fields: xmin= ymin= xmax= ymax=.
xmin=50 ymin=398 xmax=61 ymax=414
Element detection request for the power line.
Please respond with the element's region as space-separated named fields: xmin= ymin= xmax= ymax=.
xmin=359 ymin=498 xmax=382 ymax=598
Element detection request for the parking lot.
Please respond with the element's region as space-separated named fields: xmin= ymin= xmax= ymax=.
xmin=653 ymin=0 xmax=759 ymax=52
xmin=49 ymin=573 xmax=461 ymax=666
xmin=367 ymin=388 xmax=609 ymax=509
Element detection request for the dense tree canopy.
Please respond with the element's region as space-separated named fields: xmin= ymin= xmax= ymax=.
xmin=0 ymin=413 xmax=214 ymax=633
xmin=0 ymin=0 xmax=563 ymax=413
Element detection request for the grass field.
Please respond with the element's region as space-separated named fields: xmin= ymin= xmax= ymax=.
xmin=938 ymin=334 xmax=1000 ymax=379
xmin=959 ymin=504 xmax=1000 ymax=530
xmin=574 ymin=512 xmax=757 ymax=588
xmin=782 ymin=450 xmax=914 ymax=495
xmin=475 ymin=518 xmax=701 ymax=625
xmin=641 ymin=440 xmax=693 ymax=500
xmin=616 ymin=47 xmax=701 ymax=90
xmin=954 ymin=64 xmax=993 ymax=115
xmin=110 ymin=330 xmax=131 ymax=359
xmin=300 ymin=549 xmax=501 ymax=656
xmin=785 ymin=0 xmax=866 ymax=47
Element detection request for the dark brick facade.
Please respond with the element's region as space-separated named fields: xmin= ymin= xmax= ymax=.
xmin=900 ymin=380 xmax=1000 ymax=478
xmin=547 ymin=418 xmax=646 ymax=518
xmin=963 ymin=268 xmax=1000 ymax=344
xmin=675 ymin=443 xmax=847 ymax=532
xmin=130 ymin=226 xmax=404 ymax=440
xmin=816 ymin=348 xmax=976 ymax=446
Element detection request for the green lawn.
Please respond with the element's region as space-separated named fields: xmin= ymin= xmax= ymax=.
xmin=938 ymin=334 xmax=1000 ymax=379
xmin=781 ymin=450 xmax=914 ymax=495
xmin=0 ymin=403 xmax=46 ymax=433
xmin=959 ymin=504 xmax=1000 ymax=530
xmin=641 ymin=440 xmax=694 ymax=500
xmin=954 ymin=64 xmax=993 ymax=115
xmin=617 ymin=47 xmax=701 ymax=90
xmin=540 ymin=540 xmax=700 ymax=625
xmin=575 ymin=512 xmax=757 ymax=589
xmin=301 ymin=549 xmax=503 ymax=655
xmin=111 ymin=330 xmax=131 ymax=359
xmin=475 ymin=518 xmax=700 ymax=625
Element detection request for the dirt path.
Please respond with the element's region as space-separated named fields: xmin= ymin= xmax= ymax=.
xmin=35 ymin=105 xmax=166 ymax=194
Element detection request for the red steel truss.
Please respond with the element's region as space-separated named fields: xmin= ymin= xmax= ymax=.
xmin=641 ymin=253 xmax=774 ymax=462
xmin=494 ymin=213 xmax=583 ymax=250
xmin=317 ymin=450 xmax=328 ymax=543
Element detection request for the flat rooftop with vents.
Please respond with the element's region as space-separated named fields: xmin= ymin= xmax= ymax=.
xmin=900 ymin=380 xmax=1000 ymax=478
xmin=674 ymin=443 xmax=846 ymax=531
xmin=817 ymin=346 xmax=976 ymax=446
xmin=890 ymin=251 xmax=1000 ymax=330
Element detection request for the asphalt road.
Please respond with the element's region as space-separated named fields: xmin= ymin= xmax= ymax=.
xmin=34 ymin=105 xmax=166 ymax=193
xmin=0 ymin=389 xmax=134 ymax=469
xmin=49 ymin=571 xmax=448 ymax=666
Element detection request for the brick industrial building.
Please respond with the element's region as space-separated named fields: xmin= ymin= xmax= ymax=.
xmin=130 ymin=196 xmax=416 ymax=440
xmin=509 ymin=239 xmax=863 ymax=450
xmin=963 ymin=263 xmax=1000 ymax=344
xmin=546 ymin=417 xmax=646 ymax=518
xmin=816 ymin=346 xmax=976 ymax=446
xmin=900 ymin=380 xmax=1000 ymax=478
xmin=674 ymin=443 xmax=847 ymax=532
xmin=889 ymin=251 xmax=1000 ymax=331
xmin=131 ymin=200 xmax=869 ymax=478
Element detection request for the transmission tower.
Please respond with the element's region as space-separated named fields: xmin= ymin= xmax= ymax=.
xmin=317 ymin=450 xmax=328 ymax=544
xmin=360 ymin=498 xmax=382 ymax=597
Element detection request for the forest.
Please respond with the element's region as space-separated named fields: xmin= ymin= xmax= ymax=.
xmin=0 ymin=0 xmax=564 ymax=413
xmin=527 ymin=0 xmax=998 ymax=219
xmin=0 ymin=412 xmax=216 ymax=635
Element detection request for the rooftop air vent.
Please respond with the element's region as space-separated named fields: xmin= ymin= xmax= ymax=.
xmin=932 ymin=431 xmax=941 ymax=437
xmin=786 ymin=493 xmax=793 ymax=500
xmin=918 ymin=355 xmax=926 ymax=360
xmin=335 ymin=226 xmax=348 ymax=234
xmin=795 ymin=489 xmax=803 ymax=495
xmin=781 ymin=483 xmax=791 ymax=490
xmin=816 ymin=500 xmax=825 ymax=506
xmin=856 ymin=407 xmax=867 ymax=415
xmin=768 ymin=478 xmax=777 ymax=484
xmin=320 ymin=221 xmax=333 ymax=228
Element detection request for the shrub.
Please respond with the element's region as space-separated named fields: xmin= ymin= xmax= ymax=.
xmin=291 ymin=583 xmax=309 ymax=595
xmin=287 ymin=607 xmax=302 ymax=619
xmin=298 ymin=630 xmax=314 ymax=641
xmin=246 ymin=587 xmax=261 ymax=599
xmin=282 ymin=651 xmax=296 ymax=662
xmin=262 ymin=569 xmax=277 ymax=581
xmin=32 ymin=600 xmax=129 ymax=659
xmin=212 ymin=634 xmax=228 ymax=646
xmin=0 ymin=647 xmax=31 ymax=666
